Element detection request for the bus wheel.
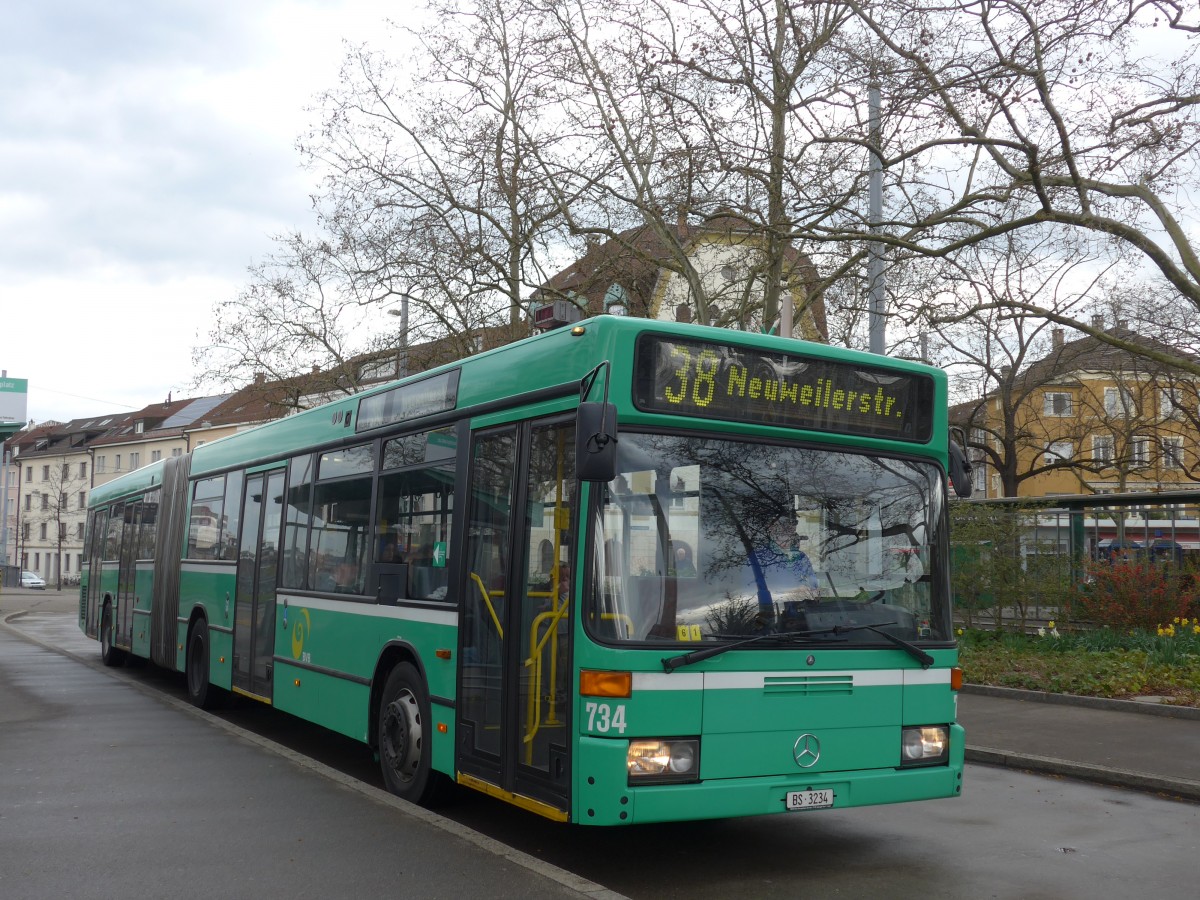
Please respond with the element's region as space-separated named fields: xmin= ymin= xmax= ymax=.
xmin=99 ymin=604 xmax=126 ymax=668
xmin=378 ymin=663 xmax=447 ymax=805
xmin=186 ymin=620 xmax=218 ymax=710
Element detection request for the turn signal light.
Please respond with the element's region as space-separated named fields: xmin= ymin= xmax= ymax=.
xmin=580 ymin=670 xmax=631 ymax=698
xmin=950 ymin=667 xmax=963 ymax=691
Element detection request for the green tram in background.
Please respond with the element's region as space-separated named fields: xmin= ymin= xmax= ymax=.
xmin=80 ymin=316 xmax=970 ymax=825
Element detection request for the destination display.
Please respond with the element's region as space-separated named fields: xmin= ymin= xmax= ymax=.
xmin=634 ymin=336 xmax=934 ymax=442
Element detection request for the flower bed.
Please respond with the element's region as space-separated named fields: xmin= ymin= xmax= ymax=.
xmin=958 ymin=619 xmax=1200 ymax=707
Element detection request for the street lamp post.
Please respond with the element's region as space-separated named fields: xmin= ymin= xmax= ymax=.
xmin=387 ymin=294 xmax=411 ymax=379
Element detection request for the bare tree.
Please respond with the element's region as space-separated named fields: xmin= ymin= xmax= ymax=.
xmin=538 ymin=0 xmax=862 ymax=329
xmin=194 ymin=230 xmax=384 ymax=399
xmin=202 ymin=0 xmax=1200 ymax=388
xmin=935 ymin=233 xmax=1116 ymax=496
xmin=836 ymin=0 xmax=1200 ymax=371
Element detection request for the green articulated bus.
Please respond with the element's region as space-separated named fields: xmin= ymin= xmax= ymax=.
xmin=80 ymin=316 xmax=967 ymax=825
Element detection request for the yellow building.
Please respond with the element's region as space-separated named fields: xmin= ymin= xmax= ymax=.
xmin=952 ymin=322 xmax=1200 ymax=499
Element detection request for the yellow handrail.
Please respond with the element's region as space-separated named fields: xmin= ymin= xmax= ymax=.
xmin=469 ymin=572 xmax=504 ymax=638
xmin=523 ymin=602 xmax=568 ymax=762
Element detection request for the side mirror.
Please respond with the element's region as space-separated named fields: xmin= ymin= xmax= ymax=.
xmin=948 ymin=439 xmax=973 ymax=498
xmin=576 ymin=402 xmax=618 ymax=482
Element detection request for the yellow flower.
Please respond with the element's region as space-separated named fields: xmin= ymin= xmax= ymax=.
xmin=1173 ymin=616 xmax=1181 ymax=625
xmin=1047 ymin=620 xmax=1056 ymax=629
xmin=956 ymin=628 xmax=963 ymax=636
xmin=1193 ymin=625 xmax=1200 ymax=635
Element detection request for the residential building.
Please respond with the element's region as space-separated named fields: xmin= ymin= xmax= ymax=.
xmin=4 ymin=417 xmax=117 ymax=584
xmin=90 ymin=395 xmax=229 ymax=490
xmin=534 ymin=211 xmax=827 ymax=341
xmin=953 ymin=321 xmax=1200 ymax=499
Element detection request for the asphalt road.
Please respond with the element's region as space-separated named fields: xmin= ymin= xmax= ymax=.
xmin=3 ymin=591 xmax=1199 ymax=899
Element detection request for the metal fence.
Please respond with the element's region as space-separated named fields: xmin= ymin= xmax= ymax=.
xmin=951 ymin=489 xmax=1200 ymax=630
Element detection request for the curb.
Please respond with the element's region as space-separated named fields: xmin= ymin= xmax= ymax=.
xmin=962 ymin=683 xmax=1200 ymax=721
xmin=965 ymin=746 xmax=1200 ymax=803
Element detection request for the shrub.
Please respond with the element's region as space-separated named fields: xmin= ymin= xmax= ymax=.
xmin=1072 ymin=560 xmax=1197 ymax=631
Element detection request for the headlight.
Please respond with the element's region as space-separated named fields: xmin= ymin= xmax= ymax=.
xmin=900 ymin=725 xmax=949 ymax=767
xmin=627 ymin=739 xmax=699 ymax=783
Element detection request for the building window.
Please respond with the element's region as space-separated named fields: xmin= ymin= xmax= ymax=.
xmin=64 ymin=555 xmax=70 ymax=573
xmin=24 ymin=494 xmax=31 ymax=511
xmin=151 ymin=450 xmax=162 ymax=463
xmin=1160 ymin=388 xmax=1183 ymax=419
xmin=24 ymin=466 xmax=31 ymax=482
xmin=1104 ymin=387 xmax=1134 ymax=417
xmin=41 ymin=493 xmax=49 ymax=511
xmin=1162 ymin=437 xmax=1185 ymax=470
xmin=1093 ymin=435 xmax=1114 ymax=464
xmin=79 ymin=491 xmax=86 ymax=509
xmin=130 ymin=452 xmax=140 ymax=470
xmin=1044 ymin=441 xmax=1073 ymax=465
xmin=79 ymin=461 xmax=87 ymax=478
xmin=1131 ymin=435 xmax=1151 ymax=466
xmin=21 ymin=523 xmax=29 ymax=540
xmin=1043 ymin=392 xmax=1073 ymax=417
xmin=172 ymin=448 xmax=183 ymax=457
xmin=59 ymin=522 xmax=66 ymax=540
xmin=135 ymin=421 xmax=145 ymax=434
xmin=61 ymin=463 xmax=69 ymax=479
xmin=115 ymin=454 xmax=122 ymax=472
xmin=39 ymin=523 xmax=47 ymax=540
xmin=76 ymin=523 xmax=85 ymax=540
xmin=97 ymin=456 xmax=106 ymax=474
xmin=41 ymin=465 xmax=49 ymax=480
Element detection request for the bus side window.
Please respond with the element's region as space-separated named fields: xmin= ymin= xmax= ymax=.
xmin=373 ymin=444 xmax=455 ymax=604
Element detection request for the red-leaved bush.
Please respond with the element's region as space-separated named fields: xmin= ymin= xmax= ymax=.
xmin=1073 ymin=560 xmax=1198 ymax=630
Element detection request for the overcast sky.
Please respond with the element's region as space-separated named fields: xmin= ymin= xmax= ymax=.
xmin=1 ymin=0 xmax=411 ymax=425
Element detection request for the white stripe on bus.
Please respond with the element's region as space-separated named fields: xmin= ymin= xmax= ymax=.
xmin=633 ymin=669 xmax=949 ymax=692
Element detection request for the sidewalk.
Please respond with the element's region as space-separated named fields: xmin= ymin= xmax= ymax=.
xmin=0 ymin=599 xmax=625 ymax=900
xmin=959 ymin=685 xmax=1200 ymax=802
xmin=5 ymin=587 xmax=1199 ymax=804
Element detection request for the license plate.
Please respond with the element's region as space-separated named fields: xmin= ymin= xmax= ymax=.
xmin=786 ymin=789 xmax=834 ymax=811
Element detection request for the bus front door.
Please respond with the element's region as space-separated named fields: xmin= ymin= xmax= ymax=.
xmin=458 ymin=418 xmax=576 ymax=819
xmin=232 ymin=469 xmax=286 ymax=700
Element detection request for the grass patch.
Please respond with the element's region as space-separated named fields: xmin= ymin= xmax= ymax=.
xmin=958 ymin=622 xmax=1200 ymax=707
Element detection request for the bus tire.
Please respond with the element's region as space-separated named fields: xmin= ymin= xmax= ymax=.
xmin=378 ymin=662 xmax=447 ymax=805
xmin=99 ymin=604 xmax=126 ymax=668
xmin=186 ymin=620 xmax=220 ymax=710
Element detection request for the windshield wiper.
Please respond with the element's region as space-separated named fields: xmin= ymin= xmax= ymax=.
xmin=661 ymin=622 xmax=933 ymax=672
xmin=843 ymin=623 xmax=934 ymax=669
xmin=662 ymin=630 xmax=831 ymax=672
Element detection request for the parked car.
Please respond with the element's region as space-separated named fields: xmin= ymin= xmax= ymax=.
xmin=21 ymin=571 xmax=46 ymax=589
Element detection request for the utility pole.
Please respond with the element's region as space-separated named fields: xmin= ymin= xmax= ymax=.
xmin=868 ymin=77 xmax=885 ymax=356
xmin=387 ymin=294 xmax=411 ymax=379
xmin=1 ymin=446 xmax=10 ymax=571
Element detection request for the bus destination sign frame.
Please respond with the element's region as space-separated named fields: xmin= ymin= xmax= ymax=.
xmin=634 ymin=335 xmax=934 ymax=443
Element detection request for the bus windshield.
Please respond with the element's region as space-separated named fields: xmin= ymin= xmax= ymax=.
xmin=588 ymin=432 xmax=949 ymax=646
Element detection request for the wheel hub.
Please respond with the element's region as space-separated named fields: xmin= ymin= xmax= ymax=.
xmin=382 ymin=690 xmax=422 ymax=783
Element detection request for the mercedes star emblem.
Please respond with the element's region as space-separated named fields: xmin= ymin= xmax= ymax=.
xmin=793 ymin=733 xmax=821 ymax=768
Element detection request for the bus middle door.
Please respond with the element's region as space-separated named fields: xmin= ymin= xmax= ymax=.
xmin=232 ymin=469 xmax=286 ymax=701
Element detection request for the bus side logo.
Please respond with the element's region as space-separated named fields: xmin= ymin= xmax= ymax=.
xmin=291 ymin=608 xmax=312 ymax=661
